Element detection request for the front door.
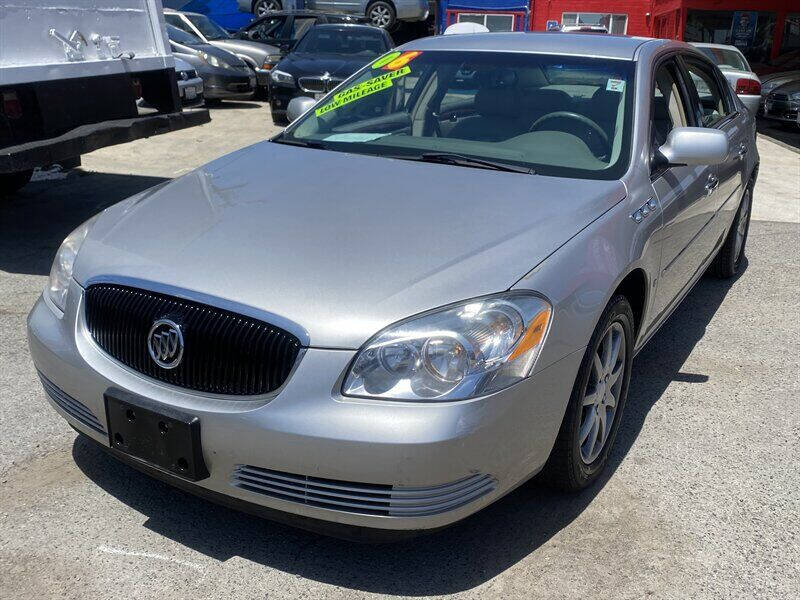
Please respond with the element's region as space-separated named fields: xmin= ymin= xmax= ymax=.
xmin=649 ymin=57 xmax=718 ymax=321
xmin=680 ymin=55 xmax=748 ymax=239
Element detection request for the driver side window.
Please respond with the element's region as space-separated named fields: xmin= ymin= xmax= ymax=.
xmin=681 ymin=59 xmax=732 ymax=127
xmin=249 ymin=16 xmax=285 ymax=41
xmin=651 ymin=60 xmax=690 ymax=150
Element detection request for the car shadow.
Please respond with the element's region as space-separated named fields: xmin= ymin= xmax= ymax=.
xmin=207 ymin=100 xmax=263 ymax=110
xmin=757 ymin=117 xmax=800 ymax=152
xmin=70 ymin=263 xmax=747 ymax=596
xmin=0 ymin=170 xmax=167 ymax=276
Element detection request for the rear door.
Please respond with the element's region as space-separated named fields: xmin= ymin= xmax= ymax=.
xmin=649 ymin=57 xmax=718 ymax=321
xmin=679 ymin=55 xmax=749 ymax=236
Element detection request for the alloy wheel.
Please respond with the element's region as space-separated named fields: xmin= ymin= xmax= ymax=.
xmin=256 ymin=0 xmax=281 ymax=16
xmin=370 ymin=6 xmax=392 ymax=28
xmin=579 ymin=322 xmax=625 ymax=464
xmin=734 ymin=190 xmax=751 ymax=262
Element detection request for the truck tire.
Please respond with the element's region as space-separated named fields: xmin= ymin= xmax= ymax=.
xmin=0 ymin=169 xmax=33 ymax=197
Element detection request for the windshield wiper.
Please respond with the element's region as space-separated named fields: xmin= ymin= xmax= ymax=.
xmin=416 ymin=153 xmax=535 ymax=174
xmin=272 ymin=137 xmax=326 ymax=149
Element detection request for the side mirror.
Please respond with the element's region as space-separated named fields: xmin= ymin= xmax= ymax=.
xmin=286 ymin=96 xmax=316 ymax=122
xmin=656 ymin=127 xmax=729 ymax=167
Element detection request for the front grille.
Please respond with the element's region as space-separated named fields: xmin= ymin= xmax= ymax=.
xmin=298 ymin=76 xmax=343 ymax=94
xmin=232 ymin=465 xmax=496 ymax=517
xmin=38 ymin=372 xmax=105 ymax=433
xmin=771 ymin=93 xmax=789 ymax=101
xmin=227 ymin=82 xmax=251 ymax=92
xmin=84 ymin=284 xmax=301 ymax=396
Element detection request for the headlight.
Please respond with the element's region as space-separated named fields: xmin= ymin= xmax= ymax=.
xmin=342 ymin=292 xmax=552 ymax=401
xmin=47 ymin=215 xmax=99 ymax=312
xmin=201 ymin=52 xmax=226 ymax=68
xmin=270 ymin=69 xmax=294 ymax=85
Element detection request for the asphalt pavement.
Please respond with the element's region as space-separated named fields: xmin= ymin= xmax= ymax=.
xmin=1 ymin=102 xmax=798 ymax=599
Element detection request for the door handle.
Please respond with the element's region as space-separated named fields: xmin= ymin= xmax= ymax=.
xmin=705 ymin=174 xmax=719 ymax=196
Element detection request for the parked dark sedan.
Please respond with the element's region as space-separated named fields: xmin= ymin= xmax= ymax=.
xmin=166 ymin=25 xmax=256 ymax=104
xmin=235 ymin=11 xmax=369 ymax=54
xmin=268 ymin=24 xmax=392 ymax=124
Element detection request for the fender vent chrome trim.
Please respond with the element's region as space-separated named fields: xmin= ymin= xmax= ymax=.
xmin=232 ymin=465 xmax=496 ymax=517
xmin=38 ymin=372 xmax=105 ymax=434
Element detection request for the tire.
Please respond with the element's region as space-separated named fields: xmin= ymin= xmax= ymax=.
xmin=366 ymin=1 xmax=396 ymax=29
xmin=272 ymin=113 xmax=288 ymax=126
xmin=712 ymin=183 xmax=752 ymax=279
xmin=539 ymin=296 xmax=635 ymax=492
xmin=0 ymin=169 xmax=34 ymax=197
xmin=253 ymin=0 xmax=281 ymax=16
xmin=204 ymin=98 xmax=222 ymax=107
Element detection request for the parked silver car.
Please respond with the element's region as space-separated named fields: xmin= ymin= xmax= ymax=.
xmin=165 ymin=9 xmax=280 ymax=92
xmin=238 ymin=0 xmax=429 ymax=30
xmin=28 ymin=33 xmax=757 ymax=538
xmin=691 ymin=43 xmax=761 ymax=113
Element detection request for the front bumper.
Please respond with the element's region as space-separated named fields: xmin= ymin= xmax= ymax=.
xmin=268 ymin=84 xmax=310 ymax=118
xmin=203 ymin=70 xmax=256 ymax=100
xmin=177 ymin=77 xmax=204 ymax=107
xmin=762 ymin=97 xmax=799 ymax=123
xmin=27 ymin=282 xmax=580 ymax=533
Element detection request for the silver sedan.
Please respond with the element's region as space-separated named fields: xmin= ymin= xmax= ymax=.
xmin=28 ymin=33 xmax=758 ymax=538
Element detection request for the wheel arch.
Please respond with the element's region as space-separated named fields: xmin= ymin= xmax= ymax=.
xmin=610 ymin=268 xmax=648 ymax=339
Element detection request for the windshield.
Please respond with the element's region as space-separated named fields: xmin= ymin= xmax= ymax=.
xmin=698 ymin=47 xmax=749 ymax=71
xmin=281 ymin=50 xmax=635 ymax=179
xmin=187 ymin=14 xmax=231 ymax=40
xmin=166 ymin=24 xmax=202 ymax=45
xmin=294 ymin=27 xmax=388 ymax=56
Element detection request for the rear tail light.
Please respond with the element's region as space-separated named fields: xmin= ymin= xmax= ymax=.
xmin=735 ymin=78 xmax=761 ymax=95
xmin=1 ymin=91 xmax=23 ymax=119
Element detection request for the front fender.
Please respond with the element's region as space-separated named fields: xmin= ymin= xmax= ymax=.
xmin=513 ymin=194 xmax=661 ymax=373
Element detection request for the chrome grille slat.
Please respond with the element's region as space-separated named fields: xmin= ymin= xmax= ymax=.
xmin=84 ymin=284 xmax=301 ymax=396
xmin=232 ymin=465 xmax=496 ymax=517
xmin=38 ymin=372 xmax=105 ymax=434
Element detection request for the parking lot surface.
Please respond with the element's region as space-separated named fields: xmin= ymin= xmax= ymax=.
xmin=1 ymin=101 xmax=798 ymax=599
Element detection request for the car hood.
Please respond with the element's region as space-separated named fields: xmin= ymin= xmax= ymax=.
xmin=280 ymin=53 xmax=374 ymax=79
xmin=771 ymin=79 xmax=800 ymax=94
xmin=74 ymin=143 xmax=625 ymax=349
xmin=209 ymin=39 xmax=276 ymax=60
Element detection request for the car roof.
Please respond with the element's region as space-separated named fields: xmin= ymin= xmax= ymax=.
xmin=690 ymin=42 xmax=744 ymax=53
xmin=403 ymin=32 xmax=667 ymax=60
xmin=312 ymin=23 xmax=382 ymax=31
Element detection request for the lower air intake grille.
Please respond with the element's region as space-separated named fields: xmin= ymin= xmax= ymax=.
xmin=84 ymin=284 xmax=301 ymax=396
xmin=232 ymin=465 xmax=496 ymax=517
xmin=38 ymin=372 xmax=105 ymax=433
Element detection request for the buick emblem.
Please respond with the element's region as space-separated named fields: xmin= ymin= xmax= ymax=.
xmin=147 ymin=319 xmax=184 ymax=369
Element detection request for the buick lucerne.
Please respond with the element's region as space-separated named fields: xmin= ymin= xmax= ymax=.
xmin=28 ymin=33 xmax=758 ymax=538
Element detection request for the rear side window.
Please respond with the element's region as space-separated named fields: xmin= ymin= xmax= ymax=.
xmin=681 ymin=59 xmax=733 ymax=127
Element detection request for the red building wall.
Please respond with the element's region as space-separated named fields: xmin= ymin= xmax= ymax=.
xmin=529 ymin=1 xmax=654 ymax=36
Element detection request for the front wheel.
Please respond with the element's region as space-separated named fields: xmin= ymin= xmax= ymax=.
xmin=0 ymin=169 xmax=34 ymax=197
xmin=367 ymin=1 xmax=396 ymax=29
xmin=713 ymin=184 xmax=752 ymax=278
xmin=253 ymin=0 xmax=281 ymax=16
xmin=539 ymin=296 xmax=635 ymax=491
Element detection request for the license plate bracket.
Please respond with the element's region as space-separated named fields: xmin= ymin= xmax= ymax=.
xmin=185 ymin=87 xmax=197 ymax=100
xmin=104 ymin=388 xmax=209 ymax=481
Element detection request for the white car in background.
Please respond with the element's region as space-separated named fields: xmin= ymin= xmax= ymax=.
xmin=691 ymin=43 xmax=761 ymax=113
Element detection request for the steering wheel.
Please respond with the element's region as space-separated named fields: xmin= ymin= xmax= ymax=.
xmin=530 ymin=111 xmax=610 ymax=155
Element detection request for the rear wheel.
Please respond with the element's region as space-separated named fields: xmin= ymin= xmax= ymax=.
xmin=367 ymin=1 xmax=396 ymax=29
xmin=253 ymin=0 xmax=282 ymax=15
xmin=0 ymin=169 xmax=33 ymax=197
xmin=713 ymin=184 xmax=752 ymax=279
xmin=539 ymin=296 xmax=634 ymax=491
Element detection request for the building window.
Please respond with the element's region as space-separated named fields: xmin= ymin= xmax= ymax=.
xmin=562 ymin=13 xmax=628 ymax=35
xmin=457 ymin=13 xmax=515 ymax=32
